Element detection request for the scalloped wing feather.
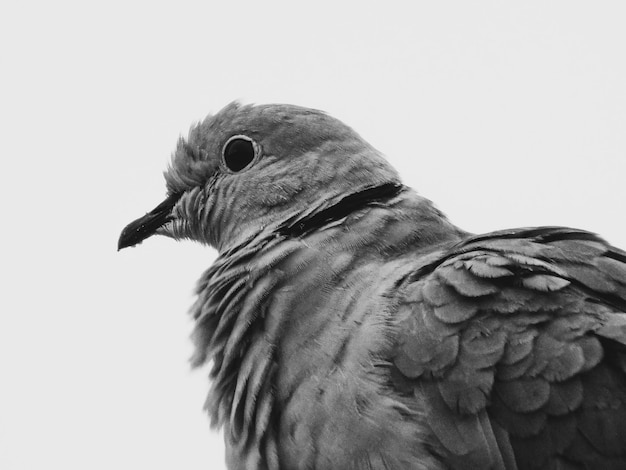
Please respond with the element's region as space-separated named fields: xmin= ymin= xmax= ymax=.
xmin=394 ymin=227 xmax=626 ymax=469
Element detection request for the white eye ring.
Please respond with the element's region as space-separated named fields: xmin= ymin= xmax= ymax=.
xmin=221 ymin=135 xmax=260 ymax=173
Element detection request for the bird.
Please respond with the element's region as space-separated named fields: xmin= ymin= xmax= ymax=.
xmin=119 ymin=102 xmax=626 ymax=470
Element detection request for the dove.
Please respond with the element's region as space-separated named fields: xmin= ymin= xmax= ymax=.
xmin=119 ymin=102 xmax=626 ymax=470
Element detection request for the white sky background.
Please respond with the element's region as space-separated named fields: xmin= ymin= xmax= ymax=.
xmin=1 ymin=2 xmax=625 ymax=469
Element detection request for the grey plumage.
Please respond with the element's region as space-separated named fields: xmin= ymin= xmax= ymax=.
xmin=119 ymin=102 xmax=626 ymax=469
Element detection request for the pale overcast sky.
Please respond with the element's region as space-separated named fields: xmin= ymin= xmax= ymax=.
xmin=2 ymin=2 xmax=625 ymax=469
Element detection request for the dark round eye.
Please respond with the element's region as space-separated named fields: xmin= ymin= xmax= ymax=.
xmin=222 ymin=136 xmax=257 ymax=172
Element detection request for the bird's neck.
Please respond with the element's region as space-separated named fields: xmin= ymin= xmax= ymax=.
xmin=189 ymin=187 xmax=465 ymax=459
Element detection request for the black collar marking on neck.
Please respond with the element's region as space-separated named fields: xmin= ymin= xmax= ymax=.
xmin=278 ymin=182 xmax=404 ymax=238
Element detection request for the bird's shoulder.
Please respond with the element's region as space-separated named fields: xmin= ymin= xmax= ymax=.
xmin=391 ymin=226 xmax=626 ymax=469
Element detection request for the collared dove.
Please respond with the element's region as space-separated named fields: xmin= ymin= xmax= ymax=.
xmin=119 ymin=103 xmax=626 ymax=470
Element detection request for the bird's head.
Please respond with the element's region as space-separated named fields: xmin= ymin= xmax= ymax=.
xmin=118 ymin=102 xmax=401 ymax=253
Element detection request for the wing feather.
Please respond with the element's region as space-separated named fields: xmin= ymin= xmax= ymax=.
xmin=393 ymin=227 xmax=626 ymax=469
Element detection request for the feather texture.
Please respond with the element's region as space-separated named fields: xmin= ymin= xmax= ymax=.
xmin=394 ymin=228 xmax=626 ymax=469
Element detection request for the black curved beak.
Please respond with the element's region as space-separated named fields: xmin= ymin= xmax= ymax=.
xmin=118 ymin=192 xmax=182 ymax=250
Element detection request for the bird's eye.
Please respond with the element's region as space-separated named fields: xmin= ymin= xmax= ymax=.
xmin=222 ymin=136 xmax=257 ymax=172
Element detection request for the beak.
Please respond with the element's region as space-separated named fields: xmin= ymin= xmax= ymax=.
xmin=118 ymin=192 xmax=182 ymax=250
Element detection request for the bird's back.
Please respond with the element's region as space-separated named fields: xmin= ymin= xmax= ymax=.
xmin=393 ymin=225 xmax=626 ymax=469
